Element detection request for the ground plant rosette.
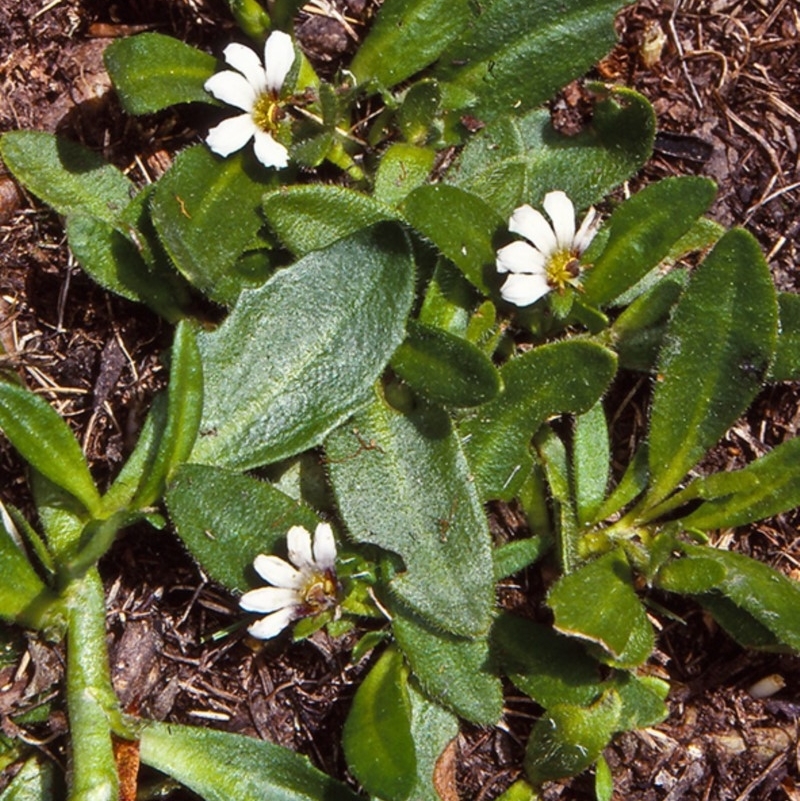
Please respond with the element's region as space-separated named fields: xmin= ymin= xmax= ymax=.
xmin=1 ymin=0 xmax=799 ymax=799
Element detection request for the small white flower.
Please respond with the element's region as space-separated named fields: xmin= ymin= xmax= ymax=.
xmin=204 ymin=30 xmax=296 ymax=169
xmin=239 ymin=522 xmax=339 ymax=639
xmin=496 ymin=190 xmax=600 ymax=307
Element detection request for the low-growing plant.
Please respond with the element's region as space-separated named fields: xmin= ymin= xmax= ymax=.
xmin=1 ymin=0 xmax=799 ymax=799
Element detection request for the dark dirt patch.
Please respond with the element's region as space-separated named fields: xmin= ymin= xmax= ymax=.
xmin=1 ymin=0 xmax=799 ymax=799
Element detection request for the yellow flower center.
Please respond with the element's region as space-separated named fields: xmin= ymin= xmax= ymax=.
xmin=546 ymin=249 xmax=582 ymax=292
xmin=251 ymin=92 xmax=284 ymax=133
xmin=302 ymin=571 xmax=339 ymax=614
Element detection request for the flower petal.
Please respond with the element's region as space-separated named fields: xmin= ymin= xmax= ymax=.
xmin=264 ymin=30 xmax=295 ymax=95
xmin=247 ymin=606 xmax=297 ymax=639
xmin=206 ymin=114 xmax=257 ymax=157
xmin=574 ymin=206 xmax=599 ymax=254
xmin=253 ymin=554 xmax=305 ymax=589
xmin=223 ymin=42 xmax=267 ymax=95
xmin=543 ymin=191 xmax=576 ymax=251
xmin=509 ymin=204 xmax=558 ymax=257
xmin=500 ymin=273 xmax=552 ymax=307
xmin=312 ymin=522 xmax=337 ymax=570
xmin=204 ymin=70 xmax=257 ymax=112
xmin=252 ymin=130 xmax=289 ymax=169
xmin=496 ymin=240 xmax=546 ymax=274
xmin=239 ymin=586 xmax=300 ymax=613
xmin=287 ymin=525 xmax=314 ymax=571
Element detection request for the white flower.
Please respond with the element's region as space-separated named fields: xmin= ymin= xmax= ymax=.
xmin=496 ymin=191 xmax=600 ymax=307
xmin=239 ymin=522 xmax=339 ymax=639
xmin=204 ymin=30 xmax=296 ymax=169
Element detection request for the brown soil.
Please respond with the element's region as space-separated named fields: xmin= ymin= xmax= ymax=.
xmin=1 ymin=0 xmax=799 ymax=799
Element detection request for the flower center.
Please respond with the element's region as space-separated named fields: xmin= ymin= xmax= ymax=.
xmin=301 ymin=570 xmax=339 ymax=615
xmin=251 ymin=92 xmax=284 ymax=133
xmin=546 ymin=249 xmax=582 ymax=292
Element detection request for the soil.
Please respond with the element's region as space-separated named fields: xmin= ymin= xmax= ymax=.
xmin=1 ymin=0 xmax=799 ymax=799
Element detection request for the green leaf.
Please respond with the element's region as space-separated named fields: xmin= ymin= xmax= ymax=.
xmin=350 ymin=0 xmax=474 ymax=87
xmin=612 ymin=673 xmax=669 ymax=731
xmin=769 ymin=292 xmax=800 ymax=381
xmin=262 ymin=185 xmax=398 ymax=256
xmin=397 ymin=82 xmax=441 ymax=146
xmin=342 ymin=647 xmax=416 ymax=801
xmin=391 ymin=319 xmax=501 ymax=407
xmin=548 ymin=550 xmax=654 ymax=668
xmin=658 ymin=544 xmax=800 ymax=652
xmin=419 ymin=259 xmax=479 ymax=337
xmin=582 ymin=177 xmax=717 ymax=307
xmin=190 ymin=223 xmax=415 ymax=470
xmin=460 ymin=340 xmax=617 ymax=501
xmin=374 ymin=143 xmax=436 ymax=207
xmin=524 ymin=690 xmax=622 ymax=785
xmin=594 ymin=444 xmax=648 ymax=522
xmin=594 ymin=756 xmax=614 ymax=801
xmin=493 ymin=614 xmax=603 ymax=708
xmin=139 ymin=720 xmax=362 ymax=801
xmin=65 ymin=214 xmax=187 ymax=322
xmin=435 ymin=0 xmax=631 ymax=121
xmin=0 ymin=383 xmax=101 ymax=516
xmin=644 ymin=229 xmax=778 ymax=508
xmin=0 ymin=757 xmax=54 ymax=801
xmin=326 ymin=395 xmax=495 ymax=637
xmin=494 ymin=780 xmax=537 ymax=801
xmin=0 ymin=512 xmax=54 ymax=629
xmin=392 ymin=602 xmax=503 ymax=725
xmin=0 ymin=131 xmax=132 ymax=225
xmin=676 ymin=436 xmax=800 ymax=530
xmin=572 ymin=402 xmax=609 ymax=526
xmin=66 ymin=569 xmax=120 ymax=801
xmin=448 ymin=88 xmax=655 ymax=220
xmin=166 ymin=464 xmax=319 ymax=592
xmin=401 ymin=184 xmax=504 ymax=292
xmin=493 ymin=536 xmax=549 ymax=580
xmin=130 ymin=321 xmax=203 ymax=509
xmin=151 ymin=146 xmax=277 ymax=304
xmin=104 ymin=33 xmax=217 ymax=114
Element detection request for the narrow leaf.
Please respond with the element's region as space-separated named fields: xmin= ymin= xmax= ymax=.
xmin=104 ymin=33 xmax=217 ymax=114
xmin=0 ymin=758 xmax=55 ymax=801
xmin=342 ymin=647 xmax=416 ymax=801
xmin=769 ymin=292 xmax=800 ymax=381
xmin=190 ymin=223 xmax=415 ymax=470
xmin=645 ymin=229 xmax=778 ymax=507
xmin=572 ymin=402 xmax=609 ymax=526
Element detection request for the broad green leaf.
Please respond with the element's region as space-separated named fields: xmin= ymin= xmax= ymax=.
xmin=401 ymin=184 xmax=504 ymax=292
xmin=769 ymin=292 xmax=800 ymax=381
xmin=391 ymin=319 xmax=501 ymax=407
xmin=448 ymin=88 xmax=655 ymax=219
xmin=572 ymin=402 xmax=609 ymax=526
xmin=30 ymin=472 xmax=86 ymax=561
xmin=461 ymin=341 xmax=617 ymax=501
xmin=675 ymin=436 xmax=800 ymax=530
xmin=350 ymin=0 xmax=474 ymax=87
xmin=418 ymin=259 xmax=478 ymax=337
xmin=131 ymin=321 xmax=203 ymax=508
xmin=653 ymin=554 xmax=727 ymax=594
xmin=65 ymin=215 xmax=187 ymax=322
xmin=0 ymin=513 xmax=54 ymax=629
xmin=104 ymin=33 xmax=217 ymax=114
xmin=342 ymin=647 xmax=416 ymax=801
xmin=0 ymin=758 xmax=54 ymax=801
xmin=190 ymin=223 xmax=415 ymax=470
xmin=0 ymin=383 xmax=101 ymax=516
xmin=494 ymin=780 xmax=537 ymax=801
xmin=166 ymin=464 xmax=318 ymax=592
xmin=693 ymin=595 xmax=782 ymax=651
xmin=611 ymin=270 xmax=688 ymax=372
xmin=612 ymin=673 xmax=669 ymax=731
xmin=582 ymin=177 xmax=717 ymax=307
xmin=644 ymin=229 xmax=778 ymax=508
xmin=398 ymin=82 xmax=441 ymax=146
xmin=493 ymin=614 xmax=603 ymax=708
xmin=66 ymin=569 xmax=120 ymax=801
xmin=151 ymin=146 xmax=277 ymax=304
xmin=406 ymin=681 xmax=459 ymax=801
xmin=326 ymin=395 xmax=495 ymax=636
xmin=392 ymin=602 xmax=503 ymax=725
xmin=262 ymin=185 xmax=398 ymax=256
xmin=548 ymin=550 xmax=654 ymax=668
xmin=139 ymin=720 xmax=362 ymax=801
xmin=374 ymin=143 xmax=436 ymax=207
xmin=658 ymin=544 xmax=800 ymax=652
xmin=0 ymin=131 xmax=132 ymax=225
xmin=524 ymin=690 xmax=622 ymax=785
xmin=435 ymin=0 xmax=631 ymax=120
